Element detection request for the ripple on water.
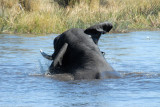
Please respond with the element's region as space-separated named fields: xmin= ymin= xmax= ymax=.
xmin=0 ymin=31 xmax=160 ymax=107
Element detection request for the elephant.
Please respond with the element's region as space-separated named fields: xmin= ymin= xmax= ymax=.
xmin=40 ymin=21 xmax=121 ymax=80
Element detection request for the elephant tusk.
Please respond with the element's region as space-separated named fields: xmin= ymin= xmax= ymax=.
xmin=53 ymin=43 xmax=68 ymax=67
xmin=40 ymin=49 xmax=53 ymax=60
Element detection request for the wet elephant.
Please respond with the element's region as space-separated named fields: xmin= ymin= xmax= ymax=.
xmin=40 ymin=22 xmax=121 ymax=80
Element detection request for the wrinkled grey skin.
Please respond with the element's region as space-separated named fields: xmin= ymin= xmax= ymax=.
xmin=40 ymin=22 xmax=121 ymax=80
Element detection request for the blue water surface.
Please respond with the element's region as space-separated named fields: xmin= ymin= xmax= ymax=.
xmin=0 ymin=31 xmax=160 ymax=107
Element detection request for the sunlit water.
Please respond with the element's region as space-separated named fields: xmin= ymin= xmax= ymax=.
xmin=0 ymin=31 xmax=160 ymax=107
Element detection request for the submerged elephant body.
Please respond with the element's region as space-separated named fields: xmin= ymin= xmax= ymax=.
xmin=41 ymin=22 xmax=121 ymax=80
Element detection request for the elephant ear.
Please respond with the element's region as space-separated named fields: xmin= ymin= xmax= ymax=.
xmin=53 ymin=43 xmax=68 ymax=67
xmin=84 ymin=22 xmax=113 ymax=44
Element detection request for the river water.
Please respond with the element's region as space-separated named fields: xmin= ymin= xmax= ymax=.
xmin=0 ymin=31 xmax=160 ymax=107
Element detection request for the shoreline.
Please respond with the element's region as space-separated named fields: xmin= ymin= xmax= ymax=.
xmin=0 ymin=29 xmax=160 ymax=36
xmin=0 ymin=0 xmax=160 ymax=35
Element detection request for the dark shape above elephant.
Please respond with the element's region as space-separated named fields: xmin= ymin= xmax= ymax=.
xmin=40 ymin=21 xmax=121 ymax=80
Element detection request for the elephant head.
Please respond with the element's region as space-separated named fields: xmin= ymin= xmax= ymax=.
xmin=40 ymin=22 xmax=121 ymax=80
